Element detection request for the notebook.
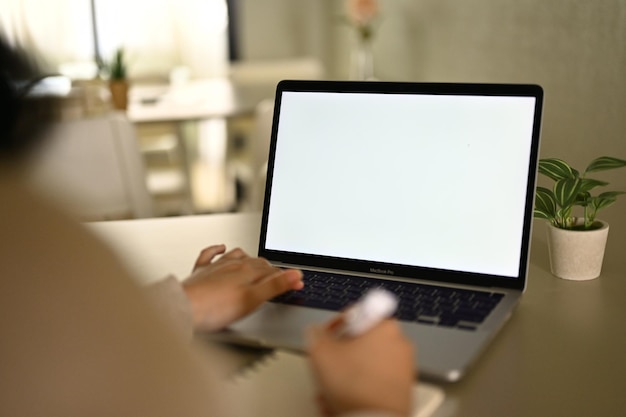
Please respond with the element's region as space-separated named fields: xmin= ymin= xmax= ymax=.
xmin=215 ymin=80 xmax=543 ymax=382
xmin=226 ymin=349 xmax=445 ymax=417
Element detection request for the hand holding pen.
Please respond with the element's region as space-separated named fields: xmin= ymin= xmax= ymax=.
xmin=307 ymin=289 xmax=416 ymax=417
xmin=336 ymin=288 xmax=399 ymax=337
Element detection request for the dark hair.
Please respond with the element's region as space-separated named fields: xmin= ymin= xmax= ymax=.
xmin=0 ymin=36 xmax=57 ymax=161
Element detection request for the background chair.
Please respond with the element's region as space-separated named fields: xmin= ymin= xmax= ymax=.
xmin=234 ymin=98 xmax=274 ymax=211
xmin=249 ymin=99 xmax=274 ymax=210
xmin=134 ymin=122 xmax=193 ymax=216
xmin=27 ymin=112 xmax=154 ymax=220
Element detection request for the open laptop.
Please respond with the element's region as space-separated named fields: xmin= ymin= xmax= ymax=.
xmin=217 ymin=80 xmax=543 ymax=383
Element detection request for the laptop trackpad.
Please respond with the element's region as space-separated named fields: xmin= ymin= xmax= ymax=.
xmin=213 ymin=303 xmax=337 ymax=351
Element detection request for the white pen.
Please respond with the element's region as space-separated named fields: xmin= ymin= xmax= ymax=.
xmin=336 ymin=288 xmax=399 ymax=338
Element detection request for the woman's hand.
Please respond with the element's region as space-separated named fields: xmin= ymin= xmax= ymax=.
xmin=307 ymin=315 xmax=415 ymax=417
xmin=182 ymin=244 xmax=303 ymax=331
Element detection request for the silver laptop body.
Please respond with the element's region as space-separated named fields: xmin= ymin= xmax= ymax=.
xmin=214 ymin=80 xmax=543 ymax=383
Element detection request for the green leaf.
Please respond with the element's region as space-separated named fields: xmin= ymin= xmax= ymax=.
xmin=598 ymin=191 xmax=626 ymax=199
xmin=554 ymin=177 xmax=582 ymax=208
xmin=538 ymin=159 xmax=577 ymax=181
xmin=590 ymin=192 xmax=624 ymax=212
xmin=579 ymin=178 xmax=608 ymax=193
xmin=591 ymin=196 xmax=617 ymax=211
xmin=534 ymin=187 xmax=556 ymax=218
xmin=109 ymin=48 xmax=127 ymax=80
xmin=585 ymin=156 xmax=626 ymax=173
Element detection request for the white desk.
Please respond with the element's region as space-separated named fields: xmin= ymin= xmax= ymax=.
xmin=88 ymin=213 xmax=261 ymax=283
xmin=127 ymin=78 xmax=274 ymax=123
xmin=127 ymin=79 xmax=275 ymax=213
xmin=88 ymin=213 xmax=626 ymax=417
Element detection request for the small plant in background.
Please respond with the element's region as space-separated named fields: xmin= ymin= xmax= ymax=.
xmin=106 ymin=47 xmax=130 ymax=110
xmin=534 ymin=156 xmax=626 ymax=230
xmin=107 ymin=48 xmax=127 ymax=80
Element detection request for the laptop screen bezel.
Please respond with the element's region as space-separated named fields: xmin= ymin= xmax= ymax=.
xmin=258 ymin=80 xmax=543 ymax=291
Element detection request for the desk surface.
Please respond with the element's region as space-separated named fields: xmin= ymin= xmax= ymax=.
xmin=88 ymin=213 xmax=626 ymax=417
xmin=127 ymin=79 xmax=275 ymax=123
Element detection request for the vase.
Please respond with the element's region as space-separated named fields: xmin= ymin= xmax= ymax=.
xmin=350 ymin=36 xmax=375 ymax=81
xmin=546 ymin=220 xmax=609 ymax=280
xmin=109 ymin=79 xmax=129 ymax=110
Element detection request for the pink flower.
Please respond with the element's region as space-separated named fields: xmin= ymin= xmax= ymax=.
xmin=346 ymin=0 xmax=379 ymax=26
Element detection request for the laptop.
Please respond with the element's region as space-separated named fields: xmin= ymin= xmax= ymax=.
xmin=216 ymin=80 xmax=543 ymax=383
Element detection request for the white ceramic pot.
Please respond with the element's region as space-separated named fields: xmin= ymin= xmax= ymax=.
xmin=546 ymin=220 xmax=609 ymax=280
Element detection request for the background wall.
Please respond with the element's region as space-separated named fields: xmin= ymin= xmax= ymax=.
xmin=238 ymin=0 xmax=626 ymax=226
xmin=237 ymin=0 xmax=330 ymax=62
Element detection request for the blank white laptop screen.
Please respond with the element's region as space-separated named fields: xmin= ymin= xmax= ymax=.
xmin=265 ymin=91 xmax=537 ymax=278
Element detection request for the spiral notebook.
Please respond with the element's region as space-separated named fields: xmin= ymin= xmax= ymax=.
xmin=226 ymin=349 xmax=444 ymax=417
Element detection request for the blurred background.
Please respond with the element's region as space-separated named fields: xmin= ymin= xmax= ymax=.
xmin=1 ymin=0 xmax=624 ymax=225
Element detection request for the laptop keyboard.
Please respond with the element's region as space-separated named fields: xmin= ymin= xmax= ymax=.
xmin=271 ymin=270 xmax=504 ymax=331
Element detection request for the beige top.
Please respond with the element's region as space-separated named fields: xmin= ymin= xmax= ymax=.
xmin=0 ymin=176 xmax=400 ymax=417
xmin=0 ymin=176 xmax=230 ymax=416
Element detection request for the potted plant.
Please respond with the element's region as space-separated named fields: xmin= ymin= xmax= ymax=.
xmin=534 ymin=156 xmax=626 ymax=280
xmin=107 ymin=48 xmax=129 ymax=110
